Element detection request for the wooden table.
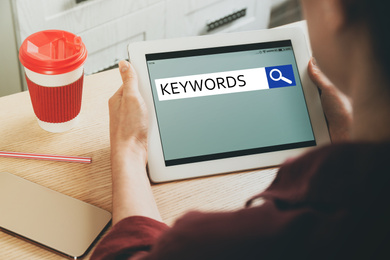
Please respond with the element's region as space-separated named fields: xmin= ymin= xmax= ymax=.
xmin=0 ymin=68 xmax=277 ymax=259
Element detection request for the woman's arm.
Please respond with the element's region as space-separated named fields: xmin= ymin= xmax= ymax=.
xmin=109 ymin=60 xmax=161 ymax=225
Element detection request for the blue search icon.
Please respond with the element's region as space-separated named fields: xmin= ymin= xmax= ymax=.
xmin=269 ymin=69 xmax=292 ymax=84
xmin=265 ymin=65 xmax=296 ymax=89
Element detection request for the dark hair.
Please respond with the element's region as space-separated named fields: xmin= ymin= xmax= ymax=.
xmin=341 ymin=0 xmax=390 ymax=78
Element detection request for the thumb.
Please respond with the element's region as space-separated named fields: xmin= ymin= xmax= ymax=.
xmin=308 ymin=57 xmax=335 ymax=93
xmin=118 ymin=60 xmax=139 ymax=96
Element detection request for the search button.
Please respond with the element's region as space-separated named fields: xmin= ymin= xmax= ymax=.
xmin=265 ymin=65 xmax=296 ymax=89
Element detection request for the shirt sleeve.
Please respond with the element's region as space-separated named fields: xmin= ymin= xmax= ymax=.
xmin=90 ymin=143 xmax=390 ymax=260
xmin=89 ymin=145 xmax=331 ymax=260
xmin=140 ymin=203 xmax=315 ymax=260
xmin=91 ymin=216 xmax=169 ymax=260
xmin=90 ymin=200 xmax=310 ymax=260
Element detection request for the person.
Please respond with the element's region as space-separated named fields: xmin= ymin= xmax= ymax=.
xmin=91 ymin=0 xmax=390 ymax=259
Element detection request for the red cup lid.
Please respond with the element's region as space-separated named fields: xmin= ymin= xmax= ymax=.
xmin=19 ymin=30 xmax=87 ymax=75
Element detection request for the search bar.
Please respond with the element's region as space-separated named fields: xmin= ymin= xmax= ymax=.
xmin=155 ymin=64 xmax=296 ymax=101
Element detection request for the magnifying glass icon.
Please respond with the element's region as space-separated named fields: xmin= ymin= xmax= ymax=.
xmin=269 ymin=69 xmax=292 ymax=84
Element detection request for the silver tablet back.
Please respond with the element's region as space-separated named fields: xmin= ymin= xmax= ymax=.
xmin=0 ymin=172 xmax=111 ymax=258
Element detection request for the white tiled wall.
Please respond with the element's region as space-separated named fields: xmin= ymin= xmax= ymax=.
xmin=1 ymin=0 xmax=300 ymax=96
xmin=12 ymin=0 xmax=272 ymax=76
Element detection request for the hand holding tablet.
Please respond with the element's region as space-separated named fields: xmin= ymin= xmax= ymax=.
xmin=128 ymin=27 xmax=330 ymax=183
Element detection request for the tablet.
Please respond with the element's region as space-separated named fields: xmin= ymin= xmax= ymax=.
xmin=128 ymin=27 xmax=330 ymax=183
xmin=0 ymin=172 xmax=111 ymax=258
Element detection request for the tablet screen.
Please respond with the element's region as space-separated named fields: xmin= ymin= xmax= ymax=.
xmin=145 ymin=40 xmax=316 ymax=166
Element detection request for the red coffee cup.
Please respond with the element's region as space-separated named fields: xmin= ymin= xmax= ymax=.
xmin=19 ymin=30 xmax=87 ymax=132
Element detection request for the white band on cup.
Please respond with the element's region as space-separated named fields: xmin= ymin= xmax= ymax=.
xmin=37 ymin=115 xmax=80 ymax=133
xmin=25 ymin=66 xmax=84 ymax=87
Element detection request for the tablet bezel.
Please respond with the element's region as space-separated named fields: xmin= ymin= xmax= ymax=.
xmin=128 ymin=27 xmax=330 ymax=183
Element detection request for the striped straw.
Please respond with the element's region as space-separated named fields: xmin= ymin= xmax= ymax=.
xmin=0 ymin=151 xmax=92 ymax=164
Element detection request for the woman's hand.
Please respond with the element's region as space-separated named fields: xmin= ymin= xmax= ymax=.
xmin=108 ymin=61 xmax=161 ymax=225
xmin=308 ymin=58 xmax=352 ymax=142
xmin=109 ymin=60 xmax=149 ymax=162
